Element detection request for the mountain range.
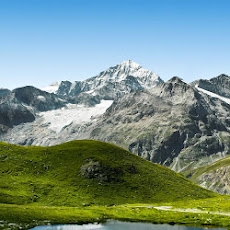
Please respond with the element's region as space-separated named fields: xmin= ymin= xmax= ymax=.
xmin=1 ymin=60 xmax=230 ymax=194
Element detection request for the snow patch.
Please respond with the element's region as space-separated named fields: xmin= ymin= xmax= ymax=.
xmin=38 ymin=100 xmax=113 ymax=133
xmin=37 ymin=95 xmax=46 ymax=102
xmin=69 ymin=81 xmax=77 ymax=93
xmin=84 ymin=89 xmax=97 ymax=96
xmin=196 ymin=85 xmax=230 ymax=104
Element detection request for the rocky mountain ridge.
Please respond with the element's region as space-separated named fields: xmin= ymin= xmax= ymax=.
xmin=192 ymin=74 xmax=230 ymax=99
xmin=0 ymin=60 xmax=163 ymax=142
xmin=0 ymin=86 xmax=67 ymax=133
xmin=43 ymin=60 xmax=163 ymax=101
xmin=2 ymin=75 xmax=230 ymax=172
xmin=88 ymin=76 xmax=230 ymax=172
xmin=1 ymin=61 xmax=230 ymax=195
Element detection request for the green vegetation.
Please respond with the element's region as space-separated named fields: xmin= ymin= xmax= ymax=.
xmin=0 ymin=140 xmax=229 ymax=229
xmin=0 ymin=140 xmax=215 ymax=206
xmin=1 ymin=198 xmax=230 ymax=229
xmin=183 ymin=155 xmax=230 ymax=181
xmin=167 ymin=196 xmax=230 ymax=212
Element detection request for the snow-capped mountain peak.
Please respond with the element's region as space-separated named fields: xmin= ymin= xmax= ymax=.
xmin=42 ymin=60 xmax=163 ymax=100
xmin=120 ymin=60 xmax=141 ymax=69
xmin=96 ymin=60 xmax=160 ymax=84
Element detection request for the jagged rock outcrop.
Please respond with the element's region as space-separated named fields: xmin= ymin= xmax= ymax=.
xmin=0 ymin=88 xmax=35 ymax=130
xmin=0 ymin=102 xmax=35 ymax=129
xmin=87 ymin=77 xmax=230 ymax=171
xmin=12 ymin=86 xmax=66 ymax=112
xmin=0 ymin=86 xmax=67 ymax=131
xmin=184 ymin=156 xmax=230 ymax=195
xmin=197 ymin=166 xmax=230 ymax=194
xmin=192 ymin=74 xmax=230 ymax=98
xmin=0 ymin=89 xmax=11 ymax=103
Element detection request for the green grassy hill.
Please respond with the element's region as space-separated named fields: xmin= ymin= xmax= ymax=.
xmin=184 ymin=155 xmax=230 ymax=194
xmin=0 ymin=140 xmax=216 ymax=206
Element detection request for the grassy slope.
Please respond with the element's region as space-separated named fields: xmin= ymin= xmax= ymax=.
xmin=1 ymin=197 xmax=230 ymax=229
xmin=183 ymin=155 xmax=230 ymax=181
xmin=0 ymin=140 xmax=215 ymax=207
xmin=1 ymin=140 xmax=226 ymax=229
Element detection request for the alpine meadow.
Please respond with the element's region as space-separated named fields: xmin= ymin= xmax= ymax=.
xmin=1 ymin=0 xmax=230 ymax=229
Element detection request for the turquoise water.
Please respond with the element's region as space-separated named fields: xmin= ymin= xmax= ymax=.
xmin=30 ymin=220 xmax=226 ymax=230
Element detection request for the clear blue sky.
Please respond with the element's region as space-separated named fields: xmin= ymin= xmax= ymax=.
xmin=1 ymin=0 xmax=230 ymax=89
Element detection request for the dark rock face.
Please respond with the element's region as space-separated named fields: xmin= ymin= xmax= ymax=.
xmin=70 ymin=93 xmax=101 ymax=107
xmin=0 ymin=88 xmax=35 ymax=129
xmin=0 ymin=103 xmax=35 ymax=128
xmin=56 ymin=81 xmax=73 ymax=96
xmin=88 ymin=78 xmax=230 ymax=171
xmin=0 ymin=89 xmax=11 ymax=103
xmin=0 ymin=86 xmax=67 ymax=129
xmin=129 ymin=131 xmax=186 ymax=166
xmin=193 ymin=74 xmax=230 ymax=98
xmin=12 ymin=86 xmax=66 ymax=112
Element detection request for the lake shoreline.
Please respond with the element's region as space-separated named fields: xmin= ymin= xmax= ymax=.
xmin=29 ymin=220 xmax=227 ymax=230
xmin=1 ymin=199 xmax=230 ymax=230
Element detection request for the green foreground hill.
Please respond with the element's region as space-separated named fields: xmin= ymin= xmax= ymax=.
xmin=0 ymin=140 xmax=215 ymax=206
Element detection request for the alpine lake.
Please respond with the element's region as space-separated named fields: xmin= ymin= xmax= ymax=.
xmin=30 ymin=220 xmax=227 ymax=230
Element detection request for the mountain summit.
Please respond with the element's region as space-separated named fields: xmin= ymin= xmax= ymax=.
xmin=43 ymin=60 xmax=163 ymax=100
xmin=93 ymin=60 xmax=162 ymax=86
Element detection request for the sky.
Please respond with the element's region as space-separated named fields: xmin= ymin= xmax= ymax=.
xmin=1 ymin=0 xmax=230 ymax=89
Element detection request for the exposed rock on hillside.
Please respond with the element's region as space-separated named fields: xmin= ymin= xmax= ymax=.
xmin=80 ymin=160 xmax=123 ymax=183
xmin=0 ymin=102 xmax=35 ymax=129
xmin=12 ymin=86 xmax=66 ymax=112
xmin=192 ymin=74 xmax=230 ymax=98
xmin=88 ymin=78 xmax=230 ymax=171
xmin=198 ymin=166 xmax=230 ymax=194
xmin=184 ymin=156 xmax=230 ymax=194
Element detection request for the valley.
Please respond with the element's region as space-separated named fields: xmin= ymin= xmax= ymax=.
xmin=1 ymin=61 xmax=230 ymax=194
xmin=1 ymin=61 xmax=230 ymax=229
